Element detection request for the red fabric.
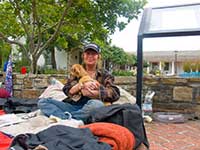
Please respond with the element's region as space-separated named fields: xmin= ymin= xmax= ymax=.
xmin=0 ymin=88 xmax=10 ymax=98
xmin=81 ymin=122 xmax=135 ymax=150
xmin=0 ymin=132 xmax=12 ymax=150
xmin=0 ymin=110 xmax=5 ymax=115
xmin=21 ymin=66 xmax=27 ymax=74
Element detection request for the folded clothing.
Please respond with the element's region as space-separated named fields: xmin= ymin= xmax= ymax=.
xmin=0 ymin=109 xmax=5 ymax=115
xmin=0 ymin=131 xmax=12 ymax=150
xmin=81 ymin=122 xmax=135 ymax=150
xmin=0 ymin=88 xmax=10 ymax=98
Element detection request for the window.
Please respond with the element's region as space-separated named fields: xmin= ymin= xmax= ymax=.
xmin=164 ymin=62 xmax=170 ymax=71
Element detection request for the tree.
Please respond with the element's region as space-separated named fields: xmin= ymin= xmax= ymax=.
xmin=0 ymin=0 xmax=73 ymax=73
xmin=0 ymin=0 xmax=146 ymax=73
xmin=101 ymin=44 xmax=136 ymax=71
xmin=0 ymin=41 xmax=11 ymax=69
xmin=126 ymin=53 xmax=137 ymax=66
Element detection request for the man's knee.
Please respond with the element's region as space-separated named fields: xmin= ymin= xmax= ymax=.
xmin=88 ymin=100 xmax=104 ymax=108
xmin=38 ymin=98 xmax=50 ymax=107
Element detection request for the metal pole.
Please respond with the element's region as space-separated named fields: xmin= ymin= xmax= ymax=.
xmin=174 ymin=50 xmax=178 ymax=75
xmin=136 ymin=35 xmax=143 ymax=109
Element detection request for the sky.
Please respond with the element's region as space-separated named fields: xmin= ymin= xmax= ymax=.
xmin=111 ymin=0 xmax=200 ymax=52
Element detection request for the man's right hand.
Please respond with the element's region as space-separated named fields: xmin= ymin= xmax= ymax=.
xmin=83 ymin=81 xmax=99 ymax=90
xmin=81 ymin=88 xmax=99 ymax=98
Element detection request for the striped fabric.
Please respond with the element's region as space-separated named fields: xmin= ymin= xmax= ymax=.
xmin=5 ymin=55 xmax=13 ymax=97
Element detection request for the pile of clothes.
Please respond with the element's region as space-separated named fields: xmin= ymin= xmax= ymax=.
xmin=0 ymin=102 xmax=149 ymax=150
xmin=0 ymin=79 xmax=149 ymax=150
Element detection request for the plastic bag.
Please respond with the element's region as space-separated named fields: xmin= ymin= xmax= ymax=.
xmin=142 ymin=91 xmax=155 ymax=116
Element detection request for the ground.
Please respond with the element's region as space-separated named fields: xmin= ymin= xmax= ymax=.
xmin=145 ymin=120 xmax=200 ymax=150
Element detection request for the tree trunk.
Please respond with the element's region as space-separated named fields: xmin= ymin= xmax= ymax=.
xmin=30 ymin=56 xmax=37 ymax=74
xmin=51 ymin=47 xmax=57 ymax=69
xmin=0 ymin=51 xmax=2 ymax=68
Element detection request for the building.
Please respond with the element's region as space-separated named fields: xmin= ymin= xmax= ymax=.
xmin=143 ymin=50 xmax=200 ymax=75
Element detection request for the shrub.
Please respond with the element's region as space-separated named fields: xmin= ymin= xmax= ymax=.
xmin=112 ymin=70 xmax=133 ymax=76
xmin=191 ymin=63 xmax=197 ymax=72
xmin=183 ymin=63 xmax=191 ymax=73
xmin=13 ymin=59 xmax=30 ymax=73
xmin=43 ymin=69 xmax=66 ymax=74
xmin=197 ymin=62 xmax=200 ymax=72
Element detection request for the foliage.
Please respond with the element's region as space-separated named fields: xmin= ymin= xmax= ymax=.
xmin=0 ymin=41 xmax=11 ymax=69
xmin=13 ymin=58 xmax=30 ymax=73
xmin=127 ymin=53 xmax=137 ymax=66
xmin=191 ymin=63 xmax=197 ymax=72
xmin=197 ymin=62 xmax=200 ymax=72
xmin=112 ymin=70 xmax=133 ymax=76
xmin=0 ymin=0 xmax=146 ymax=73
xmin=183 ymin=62 xmax=191 ymax=73
xmin=149 ymin=69 xmax=161 ymax=76
xmin=42 ymin=69 xmax=66 ymax=75
xmin=101 ymin=44 xmax=137 ymax=70
xmin=143 ymin=61 xmax=149 ymax=68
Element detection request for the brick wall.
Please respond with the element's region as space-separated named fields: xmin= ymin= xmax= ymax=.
xmin=0 ymin=73 xmax=200 ymax=117
xmin=143 ymin=76 xmax=200 ymax=117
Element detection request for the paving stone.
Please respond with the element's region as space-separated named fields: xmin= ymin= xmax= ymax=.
xmin=145 ymin=120 xmax=200 ymax=150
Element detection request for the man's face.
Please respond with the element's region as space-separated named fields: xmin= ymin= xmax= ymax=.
xmin=83 ymin=49 xmax=99 ymax=65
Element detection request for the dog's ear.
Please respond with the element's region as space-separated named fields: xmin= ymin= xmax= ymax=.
xmin=78 ymin=65 xmax=89 ymax=76
xmin=73 ymin=66 xmax=81 ymax=77
xmin=70 ymin=70 xmax=75 ymax=77
xmin=71 ymin=65 xmax=80 ymax=78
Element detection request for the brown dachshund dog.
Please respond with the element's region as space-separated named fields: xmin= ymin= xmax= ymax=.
xmin=70 ymin=64 xmax=100 ymax=101
xmin=71 ymin=64 xmax=100 ymax=85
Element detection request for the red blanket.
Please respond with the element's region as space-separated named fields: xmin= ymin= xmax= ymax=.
xmin=0 ymin=132 xmax=12 ymax=150
xmin=0 ymin=110 xmax=5 ymax=115
xmin=81 ymin=122 xmax=135 ymax=150
xmin=0 ymin=110 xmax=12 ymax=150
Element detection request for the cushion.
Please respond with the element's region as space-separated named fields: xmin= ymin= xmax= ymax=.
xmin=113 ymin=86 xmax=136 ymax=105
xmin=39 ymin=78 xmax=67 ymax=101
xmin=0 ymin=88 xmax=10 ymax=98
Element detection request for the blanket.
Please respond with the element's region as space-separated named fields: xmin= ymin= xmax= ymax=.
xmin=81 ymin=122 xmax=135 ymax=150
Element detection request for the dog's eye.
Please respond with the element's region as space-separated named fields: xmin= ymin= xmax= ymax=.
xmin=75 ymin=69 xmax=78 ymax=73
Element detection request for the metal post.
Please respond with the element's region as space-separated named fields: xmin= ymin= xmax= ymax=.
xmin=136 ymin=35 xmax=143 ymax=109
xmin=174 ymin=50 xmax=178 ymax=75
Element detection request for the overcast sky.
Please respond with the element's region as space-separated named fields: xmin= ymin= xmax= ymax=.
xmin=111 ymin=0 xmax=200 ymax=52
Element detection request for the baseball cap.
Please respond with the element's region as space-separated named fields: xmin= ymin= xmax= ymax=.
xmin=83 ymin=43 xmax=101 ymax=53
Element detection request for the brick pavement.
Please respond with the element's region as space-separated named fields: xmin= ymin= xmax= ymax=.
xmin=145 ymin=120 xmax=200 ymax=150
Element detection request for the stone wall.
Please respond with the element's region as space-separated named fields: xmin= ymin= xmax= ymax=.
xmin=0 ymin=73 xmax=200 ymax=117
xmin=143 ymin=76 xmax=200 ymax=117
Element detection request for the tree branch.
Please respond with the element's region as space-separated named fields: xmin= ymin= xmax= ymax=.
xmin=12 ymin=0 xmax=31 ymax=41
xmin=35 ymin=0 xmax=73 ymax=57
xmin=0 ymin=32 xmax=28 ymax=58
xmin=29 ymin=0 xmax=37 ymax=53
xmin=34 ymin=0 xmax=42 ymax=53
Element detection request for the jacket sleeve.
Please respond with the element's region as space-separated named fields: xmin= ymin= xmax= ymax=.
xmin=62 ymin=76 xmax=78 ymax=98
xmin=99 ymin=70 xmax=120 ymax=103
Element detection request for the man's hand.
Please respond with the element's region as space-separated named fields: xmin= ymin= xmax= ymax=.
xmin=81 ymin=88 xmax=99 ymax=98
xmin=83 ymin=81 xmax=99 ymax=90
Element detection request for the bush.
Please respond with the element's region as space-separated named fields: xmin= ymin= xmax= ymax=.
xmin=13 ymin=59 xmax=30 ymax=73
xmin=191 ymin=63 xmax=197 ymax=72
xmin=43 ymin=69 xmax=67 ymax=74
xmin=112 ymin=70 xmax=133 ymax=76
xmin=197 ymin=63 xmax=200 ymax=72
xmin=183 ymin=63 xmax=191 ymax=73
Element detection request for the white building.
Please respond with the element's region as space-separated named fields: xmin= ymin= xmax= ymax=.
xmin=143 ymin=50 xmax=200 ymax=75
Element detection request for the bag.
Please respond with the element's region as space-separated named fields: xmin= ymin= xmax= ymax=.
xmin=0 ymin=88 xmax=10 ymax=98
xmin=3 ymin=97 xmax=39 ymax=113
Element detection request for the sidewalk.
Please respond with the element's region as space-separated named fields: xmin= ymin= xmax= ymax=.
xmin=145 ymin=120 xmax=200 ymax=150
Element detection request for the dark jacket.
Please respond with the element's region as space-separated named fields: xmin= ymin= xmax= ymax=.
xmin=86 ymin=103 xmax=149 ymax=149
xmin=1 ymin=97 xmax=38 ymax=114
xmin=63 ymin=69 xmax=120 ymax=103
xmin=9 ymin=125 xmax=111 ymax=150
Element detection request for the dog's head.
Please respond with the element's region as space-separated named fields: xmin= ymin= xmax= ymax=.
xmin=70 ymin=64 xmax=88 ymax=78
